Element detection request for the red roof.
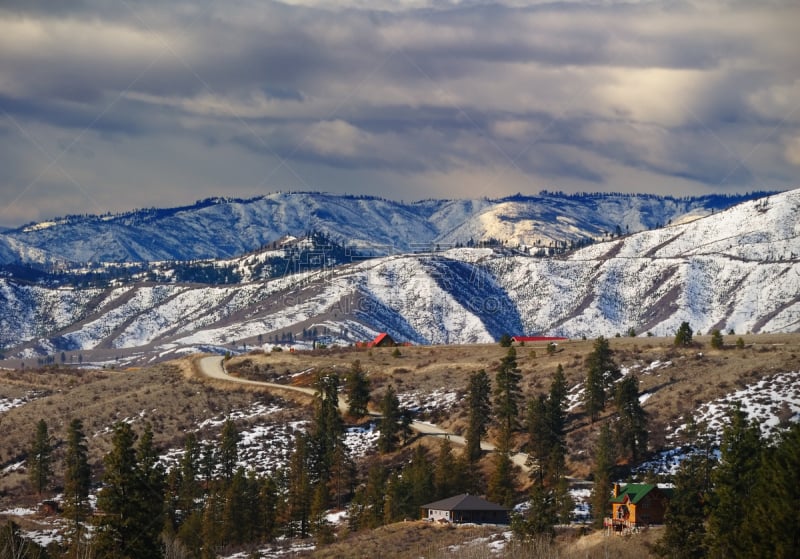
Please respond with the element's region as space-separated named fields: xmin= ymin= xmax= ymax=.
xmin=369 ymin=332 xmax=395 ymax=347
xmin=511 ymin=336 xmax=568 ymax=342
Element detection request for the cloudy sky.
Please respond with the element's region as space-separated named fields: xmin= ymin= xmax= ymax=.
xmin=0 ymin=0 xmax=798 ymax=226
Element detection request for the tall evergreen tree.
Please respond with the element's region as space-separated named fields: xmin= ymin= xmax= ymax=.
xmin=433 ymin=437 xmax=458 ymax=499
xmin=545 ymin=364 xmax=568 ymax=482
xmin=590 ymin=423 xmax=615 ymax=528
xmin=740 ymin=423 xmax=800 ymax=558
xmin=526 ymin=394 xmax=549 ymax=482
xmin=135 ymin=423 xmax=166 ymax=559
xmin=378 ymin=385 xmax=401 ymax=453
xmin=310 ymin=372 xmax=345 ymax=487
xmin=494 ymin=347 xmax=523 ymax=443
xmin=487 ymin=449 xmax=516 ymax=508
xmin=177 ymin=433 xmax=202 ymax=524
xmin=221 ymin=467 xmax=249 ymax=546
xmin=405 ymin=446 xmax=435 ymax=511
xmin=584 ymin=336 xmax=619 ymax=422
xmin=95 ymin=422 xmax=163 ymax=559
xmin=345 ymin=360 xmax=370 ymax=419
xmin=465 ymin=369 xmax=492 ymax=463
xmin=706 ymin=404 xmax=762 ymax=558
xmin=614 ymin=375 xmax=648 ymax=462
xmin=63 ymin=418 xmax=91 ymax=552
xmin=258 ymin=475 xmax=279 ymax=542
xmin=657 ymin=454 xmax=711 ymax=559
xmin=27 ymin=419 xmax=52 ymax=495
xmin=285 ymin=433 xmax=313 ymax=538
xmin=349 ymin=464 xmax=387 ymax=530
xmin=218 ymin=420 xmax=240 ymax=484
xmin=513 ymin=481 xmax=556 ymax=540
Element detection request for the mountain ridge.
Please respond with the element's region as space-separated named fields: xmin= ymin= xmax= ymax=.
xmin=0 ymin=190 xmax=775 ymax=265
xmin=0 ymin=189 xmax=797 ymax=365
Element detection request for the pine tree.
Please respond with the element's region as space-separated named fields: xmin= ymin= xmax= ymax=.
xmin=584 ymin=336 xmax=619 ymax=422
xmin=526 ymin=394 xmax=549 ymax=481
xmin=657 ymin=454 xmax=711 ymax=559
xmin=345 ymin=360 xmax=370 ymax=419
xmin=706 ymin=404 xmax=762 ymax=558
xmin=433 ymin=438 xmax=457 ymax=499
xmin=95 ymin=422 xmax=163 ymax=559
xmin=63 ymin=418 xmax=91 ymax=552
xmin=201 ymin=489 xmax=223 ymax=559
xmin=258 ymin=475 xmax=279 ymax=542
xmin=545 ymin=364 xmax=568 ymax=483
xmin=378 ymin=385 xmax=401 ymax=453
xmin=309 ymin=372 xmax=345 ymax=486
xmin=27 ymin=419 xmax=52 ymax=495
xmin=674 ymin=321 xmax=694 ymax=346
xmin=136 ymin=422 xmax=166 ymax=555
xmin=465 ymin=369 xmax=491 ymax=463
xmin=219 ymin=419 xmax=240 ymax=484
xmin=221 ymin=467 xmax=249 ymax=546
xmin=177 ymin=433 xmax=202 ymax=524
xmin=311 ymin=481 xmax=334 ymax=544
xmin=710 ymin=329 xmax=724 ymax=349
xmin=614 ymin=375 xmax=648 ymax=462
xmin=494 ymin=347 xmax=523 ymax=442
xmin=513 ymin=481 xmax=556 ymax=540
xmin=349 ymin=464 xmax=387 ymax=530
xmin=739 ymin=423 xmax=800 ymax=558
xmin=487 ymin=449 xmax=515 ymax=508
xmin=405 ymin=446 xmax=435 ymax=512
xmin=590 ymin=423 xmax=614 ymax=528
xmin=285 ymin=433 xmax=313 ymax=538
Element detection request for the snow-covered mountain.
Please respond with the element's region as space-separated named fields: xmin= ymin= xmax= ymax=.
xmin=0 ymin=191 xmax=769 ymax=264
xmin=1 ymin=189 xmax=797 ymax=364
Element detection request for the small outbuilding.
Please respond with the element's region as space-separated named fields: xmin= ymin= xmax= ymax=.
xmin=370 ymin=332 xmax=396 ymax=347
xmin=421 ymin=494 xmax=510 ymax=525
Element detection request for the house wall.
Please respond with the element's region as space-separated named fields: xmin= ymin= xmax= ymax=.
xmin=428 ymin=509 xmax=451 ymax=522
xmin=635 ymin=493 xmax=668 ymax=525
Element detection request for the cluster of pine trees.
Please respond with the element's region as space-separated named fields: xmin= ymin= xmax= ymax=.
xmin=656 ymin=407 xmax=800 ymax=558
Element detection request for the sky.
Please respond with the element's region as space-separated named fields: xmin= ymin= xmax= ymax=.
xmin=0 ymin=0 xmax=798 ymax=227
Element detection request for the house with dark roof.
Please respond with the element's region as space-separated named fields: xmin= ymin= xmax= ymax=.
xmin=606 ymin=483 xmax=672 ymax=533
xmin=421 ymin=494 xmax=510 ymax=524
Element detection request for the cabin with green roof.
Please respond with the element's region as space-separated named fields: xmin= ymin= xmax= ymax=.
xmin=607 ymin=483 xmax=672 ymax=532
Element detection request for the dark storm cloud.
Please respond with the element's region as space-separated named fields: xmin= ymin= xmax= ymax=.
xmin=0 ymin=0 xmax=797 ymax=226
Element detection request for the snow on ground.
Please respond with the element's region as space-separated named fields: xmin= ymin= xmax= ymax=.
xmin=0 ymin=391 xmax=44 ymax=413
xmin=23 ymin=526 xmax=63 ymax=548
xmin=344 ymin=423 xmax=379 ymax=457
xmin=157 ymin=400 xmax=382 ymax=478
xmin=195 ymin=401 xmax=284 ymax=429
xmin=221 ymin=541 xmax=316 ymax=559
xmin=0 ymin=507 xmax=36 ymax=516
xmin=566 ymin=383 xmax=584 ymax=412
xmin=570 ymin=487 xmax=592 ymax=523
xmin=398 ymin=388 xmax=459 ymax=415
xmin=673 ymin=370 xmax=800 ymax=442
xmin=639 ymin=370 xmax=800 ymax=475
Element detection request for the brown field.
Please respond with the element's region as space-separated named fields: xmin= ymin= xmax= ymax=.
xmin=1 ymin=333 xmax=797 ymax=557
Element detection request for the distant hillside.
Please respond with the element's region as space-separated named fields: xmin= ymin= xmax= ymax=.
xmin=0 ymin=191 xmax=772 ymax=265
xmin=0 ymin=189 xmax=797 ymax=364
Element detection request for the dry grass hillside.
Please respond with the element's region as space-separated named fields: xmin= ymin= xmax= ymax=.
xmin=1 ymin=333 xmax=797 ymax=557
